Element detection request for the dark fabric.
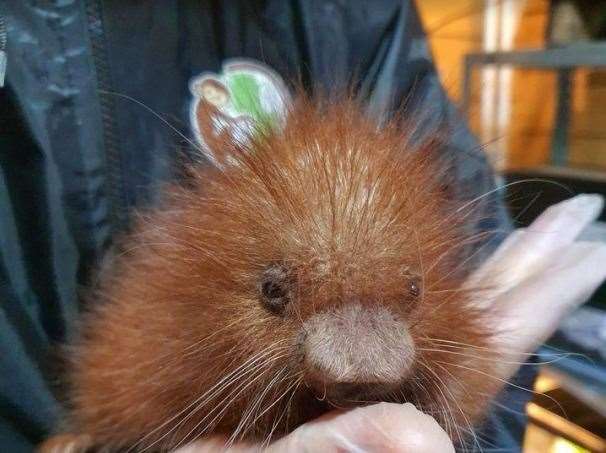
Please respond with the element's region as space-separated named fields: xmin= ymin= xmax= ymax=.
xmin=1 ymin=1 xmax=531 ymax=451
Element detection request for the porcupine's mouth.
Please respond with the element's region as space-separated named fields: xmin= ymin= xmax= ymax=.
xmin=307 ymin=379 xmax=403 ymax=409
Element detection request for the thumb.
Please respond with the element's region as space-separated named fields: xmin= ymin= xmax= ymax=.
xmin=172 ymin=403 xmax=454 ymax=453
xmin=267 ymin=402 xmax=454 ymax=453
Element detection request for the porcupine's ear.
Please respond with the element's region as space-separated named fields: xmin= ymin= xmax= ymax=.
xmin=188 ymin=59 xmax=292 ymax=167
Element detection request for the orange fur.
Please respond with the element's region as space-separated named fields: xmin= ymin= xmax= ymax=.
xmin=53 ymin=97 xmax=504 ymax=451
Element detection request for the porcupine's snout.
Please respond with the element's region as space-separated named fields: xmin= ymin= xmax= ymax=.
xmin=302 ymin=303 xmax=415 ymax=404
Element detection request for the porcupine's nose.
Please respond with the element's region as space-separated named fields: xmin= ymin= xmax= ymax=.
xmin=302 ymin=303 xmax=415 ymax=402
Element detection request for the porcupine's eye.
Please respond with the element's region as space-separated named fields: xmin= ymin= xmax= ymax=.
xmin=408 ymin=278 xmax=421 ymax=298
xmin=259 ymin=264 xmax=291 ymax=315
xmin=407 ymin=276 xmax=422 ymax=300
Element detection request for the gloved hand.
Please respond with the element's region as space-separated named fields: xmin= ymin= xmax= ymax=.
xmin=173 ymin=194 xmax=606 ymax=453
xmin=175 ymin=402 xmax=455 ymax=453
xmin=467 ymin=194 xmax=606 ymax=382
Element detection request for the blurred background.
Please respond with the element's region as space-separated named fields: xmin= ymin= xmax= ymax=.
xmin=418 ymin=1 xmax=606 ymax=452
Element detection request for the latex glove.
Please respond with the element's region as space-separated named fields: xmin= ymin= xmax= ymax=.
xmin=175 ymin=403 xmax=454 ymax=453
xmin=176 ymin=194 xmax=606 ymax=453
xmin=467 ymin=194 xmax=606 ymax=382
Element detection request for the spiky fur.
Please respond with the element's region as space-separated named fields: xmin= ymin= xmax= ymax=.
xmin=55 ymin=97 xmax=504 ymax=452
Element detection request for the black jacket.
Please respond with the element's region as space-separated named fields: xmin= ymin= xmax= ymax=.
xmin=1 ymin=1 xmax=533 ymax=451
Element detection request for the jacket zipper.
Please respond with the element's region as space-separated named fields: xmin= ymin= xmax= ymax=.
xmin=84 ymin=0 xmax=129 ymax=232
xmin=0 ymin=5 xmax=7 ymax=87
